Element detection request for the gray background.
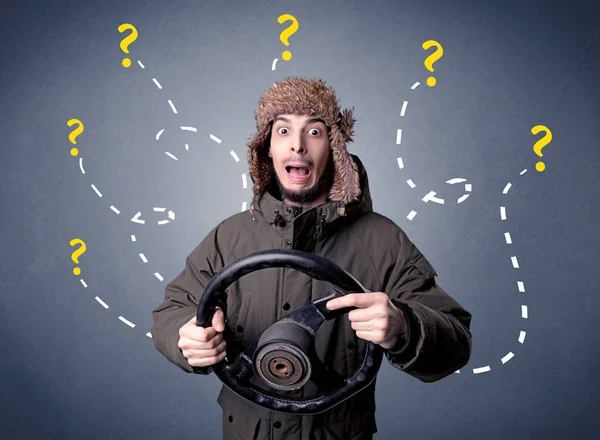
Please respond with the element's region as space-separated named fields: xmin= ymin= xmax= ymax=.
xmin=1 ymin=0 xmax=599 ymax=438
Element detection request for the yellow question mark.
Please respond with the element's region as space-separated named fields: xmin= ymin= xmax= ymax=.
xmin=278 ymin=14 xmax=299 ymax=61
xmin=66 ymin=118 xmax=84 ymax=156
xmin=118 ymin=23 xmax=138 ymax=68
xmin=422 ymin=40 xmax=444 ymax=87
xmin=70 ymin=238 xmax=87 ymax=276
xmin=531 ymin=124 xmax=552 ymax=172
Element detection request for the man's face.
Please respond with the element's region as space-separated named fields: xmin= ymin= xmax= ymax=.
xmin=269 ymin=114 xmax=332 ymax=206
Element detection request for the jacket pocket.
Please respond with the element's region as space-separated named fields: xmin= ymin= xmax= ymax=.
xmin=217 ymin=386 xmax=264 ymax=440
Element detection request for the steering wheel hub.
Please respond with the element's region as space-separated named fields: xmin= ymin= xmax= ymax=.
xmin=255 ymin=344 xmax=310 ymax=390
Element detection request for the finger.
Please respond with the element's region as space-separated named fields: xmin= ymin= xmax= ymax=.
xmin=347 ymin=307 xmax=377 ymax=322
xmin=354 ymin=330 xmax=385 ymax=344
xmin=188 ymin=348 xmax=228 ymax=368
xmin=212 ymin=307 xmax=225 ymax=332
xmin=350 ymin=320 xmax=376 ymax=332
xmin=192 ymin=325 xmax=220 ymax=342
xmin=179 ymin=331 xmax=223 ymax=351
xmin=193 ymin=332 xmax=224 ymax=350
xmin=187 ymin=338 xmax=227 ymax=357
xmin=326 ymin=293 xmax=377 ymax=310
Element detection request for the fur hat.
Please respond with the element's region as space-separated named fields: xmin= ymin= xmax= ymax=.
xmin=247 ymin=76 xmax=361 ymax=217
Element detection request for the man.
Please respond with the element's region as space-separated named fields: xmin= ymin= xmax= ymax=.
xmin=151 ymin=76 xmax=472 ymax=440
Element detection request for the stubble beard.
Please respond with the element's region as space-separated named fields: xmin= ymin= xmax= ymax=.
xmin=273 ymin=161 xmax=334 ymax=205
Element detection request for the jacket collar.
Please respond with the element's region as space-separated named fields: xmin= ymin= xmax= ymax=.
xmin=250 ymin=154 xmax=373 ymax=228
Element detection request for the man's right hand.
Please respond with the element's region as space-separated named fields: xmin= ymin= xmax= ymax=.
xmin=178 ymin=307 xmax=227 ymax=367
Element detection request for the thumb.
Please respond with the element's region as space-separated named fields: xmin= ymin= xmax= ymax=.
xmin=212 ymin=307 xmax=225 ymax=332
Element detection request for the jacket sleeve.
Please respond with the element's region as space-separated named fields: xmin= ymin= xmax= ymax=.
xmin=150 ymin=222 xmax=227 ymax=375
xmin=382 ymin=228 xmax=472 ymax=382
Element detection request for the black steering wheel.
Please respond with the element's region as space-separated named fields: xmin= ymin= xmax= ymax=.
xmin=196 ymin=249 xmax=384 ymax=415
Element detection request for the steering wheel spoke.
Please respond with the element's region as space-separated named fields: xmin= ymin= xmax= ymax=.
xmin=309 ymin=355 xmax=347 ymax=393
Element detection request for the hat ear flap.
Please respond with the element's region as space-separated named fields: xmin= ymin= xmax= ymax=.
xmin=247 ymin=124 xmax=274 ymax=196
xmin=338 ymin=107 xmax=356 ymax=143
xmin=328 ymin=125 xmax=361 ymax=205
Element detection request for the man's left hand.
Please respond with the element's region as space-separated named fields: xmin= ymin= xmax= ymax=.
xmin=326 ymin=292 xmax=407 ymax=350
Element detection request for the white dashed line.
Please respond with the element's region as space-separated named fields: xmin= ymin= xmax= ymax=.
xmin=446 ymin=178 xmax=466 ymax=184
xmin=130 ymin=235 xmax=136 ymax=242
xmin=520 ymin=169 xmax=527 ymax=175
xmin=154 ymin=273 xmax=164 ymax=282
xmin=79 ymin=158 xmax=85 ymax=174
xmin=95 ymin=297 xmax=109 ymax=309
xmin=168 ymin=100 xmax=178 ymax=114
xmin=91 ymin=184 xmax=103 ymax=197
xmin=210 ymin=134 xmax=222 ymax=143
xmin=131 ymin=212 xmax=145 ymax=224
xmin=242 ymin=201 xmax=247 ymax=212
xmin=146 ymin=332 xmax=152 ymax=338
xmin=181 ymin=126 xmax=197 ymax=132
xmin=242 ymin=174 xmax=248 ymax=189
xmin=272 ymin=58 xmax=278 ymax=70
xmin=400 ymin=101 xmax=408 ymax=117
xmin=230 ymin=151 xmax=240 ymax=162
xmin=138 ymin=60 xmax=145 ymax=68
xmin=395 ymin=82 xmax=530 ymax=376
xmin=139 ymin=253 xmax=148 ymax=263
xmin=156 ymin=129 xmax=165 ymax=140
xmin=153 ymin=78 xmax=162 ymax=89
xmin=501 ymin=352 xmax=514 ymax=364
xmin=156 ymin=210 xmax=175 ymax=225
xmin=80 ymin=279 xmax=88 ymax=288
xmin=396 ymin=129 xmax=402 ymax=145
xmin=153 ymin=207 xmax=166 ymax=212
xmin=422 ymin=191 xmax=444 ymax=204
xmin=165 ymin=152 xmax=178 ymax=161
xmin=511 ymin=256 xmax=519 ymax=269
xmin=110 ymin=205 xmax=120 ymax=214
xmin=185 ymin=143 xmax=189 ymax=151
xmin=119 ymin=316 xmax=136 ymax=328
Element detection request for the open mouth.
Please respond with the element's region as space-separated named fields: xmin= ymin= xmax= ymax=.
xmin=285 ymin=165 xmax=311 ymax=182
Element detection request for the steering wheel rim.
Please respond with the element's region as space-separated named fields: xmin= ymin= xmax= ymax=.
xmin=196 ymin=249 xmax=384 ymax=415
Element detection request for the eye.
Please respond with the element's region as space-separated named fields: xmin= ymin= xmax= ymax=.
xmin=277 ymin=127 xmax=289 ymax=135
xmin=309 ymin=128 xmax=321 ymax=136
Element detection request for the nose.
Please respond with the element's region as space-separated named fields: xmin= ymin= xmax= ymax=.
xmin=290 ymin=132 xmax=305 ymax=153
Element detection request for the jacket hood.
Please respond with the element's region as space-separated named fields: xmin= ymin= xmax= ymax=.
xmin=247 ymin=77 xmax=361 ymax=219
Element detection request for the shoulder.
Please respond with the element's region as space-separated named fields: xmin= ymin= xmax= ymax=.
xmin=348 ymin=211 xmax=421 ymax=261
xmin=187 ymin=210 xmax=255 ymax=261
xmin=352 ymin=211 xmax=408 ymax=242
xmin=210 ymin=209 xmax=257 ymax=244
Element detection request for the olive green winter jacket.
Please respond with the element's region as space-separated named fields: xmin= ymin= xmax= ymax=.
xmin=151 ymin=154 xmax=472 ymax=440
